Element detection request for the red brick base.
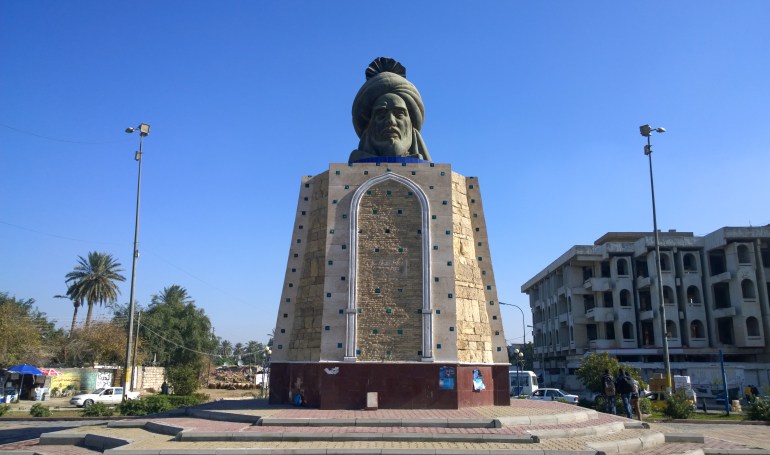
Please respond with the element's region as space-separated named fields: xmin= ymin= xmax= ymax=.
xmin=269 ymin=362 xmax=511 ymax=409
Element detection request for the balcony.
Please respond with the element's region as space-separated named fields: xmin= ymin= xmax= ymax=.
xmin=590 ymin=307 xmax=614 ymax=322
xmin=639 ymin=310 xmax=654 ymax=320
xmin=636 ymin=276 xmax=651 ymax=288
xmin=712 ymin=307 xmax=737 ymax=318
xmin=589 ymin=339 xmax=616 ymax=350
xmin=584 ymin=277 xmax=612 ymax=292
xmin=710 ymin=271 xmax=732 ymax=284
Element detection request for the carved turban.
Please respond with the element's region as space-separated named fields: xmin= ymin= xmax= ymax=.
xmin=349 ymin=57 xmax=430 ymax=162
xmin=352 ymin=71 xmax=425 ymax=138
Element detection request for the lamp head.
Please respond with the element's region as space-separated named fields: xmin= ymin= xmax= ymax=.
xmin=125 ymin=123 xmax=151 ymax=136
xmin=640 ymin=124 xmax=666 ymax=136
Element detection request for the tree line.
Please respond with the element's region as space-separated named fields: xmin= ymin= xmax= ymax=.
xmin=1 ymin=251 xmax=271 ymax=393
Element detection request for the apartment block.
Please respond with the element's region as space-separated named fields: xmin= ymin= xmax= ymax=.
xmin=521 ymin=226 xmax=770 ymax=395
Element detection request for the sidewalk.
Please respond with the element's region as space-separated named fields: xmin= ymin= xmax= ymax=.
xmin=2 ymin=398 xmax=770 ymax=454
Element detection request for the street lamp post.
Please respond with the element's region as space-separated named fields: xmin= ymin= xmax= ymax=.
xmin=639 ymin=124 xmax=672 ymax=392
xmin=513 ymin=348 xmax=524 ymax=396
xmin=262 ymin=347 xmax=272 ymax=400
xmin=123 ymin=123 xmax=150 ymax=394
xmin=499 ymin=302 xmax=526 ymax=345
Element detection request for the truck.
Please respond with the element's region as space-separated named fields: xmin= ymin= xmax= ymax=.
xmin=69 ymin=386 xmax=140 ymax=407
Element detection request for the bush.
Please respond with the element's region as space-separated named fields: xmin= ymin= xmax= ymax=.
xmin=117 ymin=394 xmax=209 ymax=416
xmin=80 ymin=402 xmax=114 ymax=417
xmin=0 ymin=404 xmax=10 ymax=416
xmin=117 ymin=398 xmax=148 ymax=416
xmin=166 ymin=365 xmax=201 ymax=396
xmin=746 ymin=396 xmax=770 ymax=421
xmin=664 ymin=390 xmax=694 ymax=419
xmin=30 ymin=403 xmax=52 ymax=417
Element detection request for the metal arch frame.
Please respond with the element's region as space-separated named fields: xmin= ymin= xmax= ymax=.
xmin=345 ymin=172 xmax=433 ymax=362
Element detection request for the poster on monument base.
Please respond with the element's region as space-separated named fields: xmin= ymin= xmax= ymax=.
xmin=439 ymin=366 xmax=455 ymax=390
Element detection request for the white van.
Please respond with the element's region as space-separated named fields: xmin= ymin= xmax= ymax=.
xmin=509 ymin=370 xmax=539 ymax=396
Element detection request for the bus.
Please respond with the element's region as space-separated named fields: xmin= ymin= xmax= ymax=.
xmin=509 ymin=370 xmax=539 ymax=396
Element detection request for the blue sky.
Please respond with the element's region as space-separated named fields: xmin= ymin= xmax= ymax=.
xmin=2 ymin=1 xmax=769 ymax=348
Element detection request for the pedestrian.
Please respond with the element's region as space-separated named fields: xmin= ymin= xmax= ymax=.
xmin=630 ymin=376 xmax=642 ymax=420
xmin=161 ymin=381 xmax=169 ymax=395
xmin=615 ymin=369 xmax=633 ymax=418
xmin=602 ymin=369 xmax=617 ymax=415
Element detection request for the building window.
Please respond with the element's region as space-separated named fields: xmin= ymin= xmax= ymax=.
xmin=663 ymin=286 xmax=675 ymax=304
xmin=622 ymin=322 xmax=634 ymax=340
xmin=617 ymin=258 xmax=628 ymax=276
xmin=683 ymin=253 xmax=698 ymax=272
xmin=737 ymin=244 xmax=752 ymax=264
xmin=690 ymin=320 xmax=705 ymax=338
xmin=747 ymin=317 xmax=761 ymax=337
xmin=742 ymin=279 xmax=756 ymax=300
xmin=660 ymin=253 xmax=671 ymax=271
xmin=687 ymin=286 xmax=702 ymax=304
xmin=666 ymin=320 xmax=678 ymax=339
xmin=620 ymin=290 xmax=631 ymax=307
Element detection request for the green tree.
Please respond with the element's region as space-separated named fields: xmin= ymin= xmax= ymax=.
xmin=0 ymin=293 xmax=61 ymax=366
xmin=62 ymin=322 xmax=127 ymax=367
xmin=575 ymin=352 xmax=646 ymax=395
xmin=65 ymin=252 xmax=126 ymax=328
xmin=140 ymin=285 xmax=217 ymax=394
xmin=508 ymin=342 xmax=535 ymax=370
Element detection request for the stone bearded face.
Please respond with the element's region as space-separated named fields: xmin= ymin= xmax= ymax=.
xmin=368 ymin=93 xmax=414 ymax=156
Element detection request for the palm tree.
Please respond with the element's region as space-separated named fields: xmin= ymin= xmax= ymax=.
xmin=150 ymin=285 xmax=193 ymax=307
xmin=54 ymin=286 xmax=84 ymax=336
xmin=65 ymin=251 xmax=126 ymax=328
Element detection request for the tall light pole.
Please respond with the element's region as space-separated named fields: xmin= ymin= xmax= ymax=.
xmin=499 ymin=301 xmax=526 ymax=345
xmin=513 ymin=348 xmax=524 ymax=396
xmin=639 ymin=124 xmax=672 ymax=392
xmin=123 ymin=123 xmax=150 ymax=394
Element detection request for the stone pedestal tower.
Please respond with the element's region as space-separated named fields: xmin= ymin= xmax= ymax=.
xmin=269 ymin=59 xmax=510 ymax=409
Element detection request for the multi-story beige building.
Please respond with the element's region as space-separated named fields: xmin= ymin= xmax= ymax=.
xmin=521 ymin=226 xmax=770 ymax=396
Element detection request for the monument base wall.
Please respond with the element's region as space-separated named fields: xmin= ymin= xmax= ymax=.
xmin=270 ymin=362 xmax=511 ymax=409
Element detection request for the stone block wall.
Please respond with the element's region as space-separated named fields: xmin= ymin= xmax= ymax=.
xmin=356 ymin=179 xmax=423 ymax=360
xmin=271 ymin=162 xmax=508 ymax=365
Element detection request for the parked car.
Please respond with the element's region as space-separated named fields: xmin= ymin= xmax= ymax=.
xmin=531 ymin=388 xmax=579 ymax=404
xmin=69 ymin=386 xmax=139 ymax=407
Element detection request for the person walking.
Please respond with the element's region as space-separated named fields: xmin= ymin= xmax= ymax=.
xmin=602 ymin=369 xmax=617 ymax=415
xmin=616 ymin=369 xmax=633 ymax=418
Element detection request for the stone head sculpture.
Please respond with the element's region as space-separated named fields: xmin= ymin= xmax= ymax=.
xmin=349 ymin=57 xmax=431 ymax=163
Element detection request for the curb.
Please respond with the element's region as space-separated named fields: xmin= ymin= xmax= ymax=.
xmin=258 ymin=417 xmax=501 ymax=428
xmin=187 ymin=408 xmax=262 ymax=424
xmin=499 ymin=409 xmax=598 ymax=426
xmin=174 ymin=430 xmax=538 ymax=444
xmin=38 ymin=431 xmax=130 ymax=451
xmin=587 ymin=431 xmax=665 ymax=453
xmin=531 ymin=421 xmax=626 ymax=439
xmin=103 ymin=450 xmax=605 ymax=455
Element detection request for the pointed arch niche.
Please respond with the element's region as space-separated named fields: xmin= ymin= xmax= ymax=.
xmin=346 ymin=173 xmax=433 ymax=362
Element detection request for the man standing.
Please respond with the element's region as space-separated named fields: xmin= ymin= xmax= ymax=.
xmin=616 ymin=369 xmax=633 ymax=418
xmin=602 ymin=369 xmax=616 ymax=415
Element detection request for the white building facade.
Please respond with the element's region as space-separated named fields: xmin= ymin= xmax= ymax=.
xmin=521 ymin=226 xmax=770 ymax=397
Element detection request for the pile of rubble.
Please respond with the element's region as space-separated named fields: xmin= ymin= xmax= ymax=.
xmin=206 ymin=367 xmax=263 ymax=390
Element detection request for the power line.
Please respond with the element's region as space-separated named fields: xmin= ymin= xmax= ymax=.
xmin=0 ymin=123 xmax=134 ymax=145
